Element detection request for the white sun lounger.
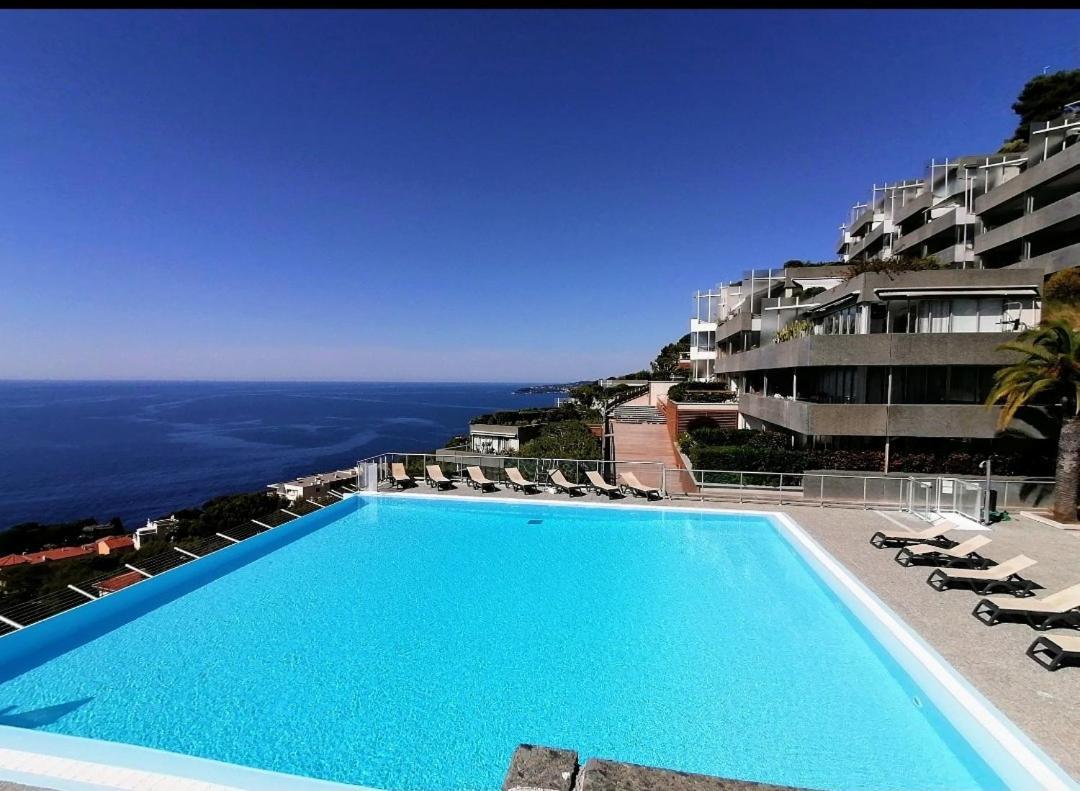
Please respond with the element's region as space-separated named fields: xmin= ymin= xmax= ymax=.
xmin=425 ymin=464 xmax=454 ymax=490
xmin=391 ymin=462 xmax=415 ymax=489
xmin=870 ymin=524 xmax=956 ymax=549
xmin=585 ymin=470 xmax=621 ymax=497
xmin=505 ymin=467 xmax=540 ymax=494
xmin=548 ymin=469 xmax=586 ymax=496
xmin=466 ymin=466 xmax=498 ymax=492
xmin=926 ymin=554 xmax=1038 ymax=597
xmin=894 ymin=535 xmax=991 ymax=568
xmin=973 ymin=581 xmax=1080 ymax=626
xmin=619 ymin=472 xmax=661 ymax=500
xmin=1027 ymin=633 xmax=1080 ymax=671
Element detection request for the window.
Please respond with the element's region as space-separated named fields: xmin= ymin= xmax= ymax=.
xmin=952 ymin=298 xmax=978 ymax=333
xmin=978 ymin=298 xmax=1005 ymax=332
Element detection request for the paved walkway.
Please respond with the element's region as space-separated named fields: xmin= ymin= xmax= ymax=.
xmin=610 ymin=395 xmax=690 ymax=493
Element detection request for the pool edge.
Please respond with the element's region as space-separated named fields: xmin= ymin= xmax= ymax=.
xmin=1 ymin=491 xmax=1074 ymax=790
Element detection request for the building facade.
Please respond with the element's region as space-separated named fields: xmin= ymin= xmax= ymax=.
xmin=685 ymin=106 xmax=1078 ymax=464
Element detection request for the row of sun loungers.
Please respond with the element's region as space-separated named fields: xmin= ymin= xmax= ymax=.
xmin=870 ymin=522 xmax=1080 ymax=671
xmin=389 ymin=462 xmax=661 ymax=500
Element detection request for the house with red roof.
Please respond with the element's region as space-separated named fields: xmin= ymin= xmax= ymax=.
xmin=92 ymin=570 xmax=144 ymax=595
xmin=95 ymin=535 xmax=135 ymax=555
xmin=0 ymin=554 xmax=31 ymax=591
xmin=23 ymin=546 xmax=96 ymax=564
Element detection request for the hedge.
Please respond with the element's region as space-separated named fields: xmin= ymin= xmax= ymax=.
xmin=687 ymin=444 xmax=1052 ymax=476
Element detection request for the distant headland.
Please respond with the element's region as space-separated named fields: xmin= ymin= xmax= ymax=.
xmin=513 ymin=382 xmax=591 ymax=395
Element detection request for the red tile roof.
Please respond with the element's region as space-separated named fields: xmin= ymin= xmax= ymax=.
xmin=96 ymin=535 xmax=135 ymax=552
xmin=24 ymin=546 xmax=95 ymax=564
xmin=0 ymin=554 xmax=30 ymax=568
xmin=92 ymin=571 xmax=143 ymax=594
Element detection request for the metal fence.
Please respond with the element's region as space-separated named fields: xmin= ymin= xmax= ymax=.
xmin=358 ymin=451 xmax=1053 ymax=517
xmin=0 ymin=483 xmax=358 ymax=638
xmin=664 ymin=467 xmax=1052 ymax=516
xmin=359 ymin=451 xmax=666 ymax=492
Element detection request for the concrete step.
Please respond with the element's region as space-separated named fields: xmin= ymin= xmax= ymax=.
xmin=612 ymin=405 xmax=666 ymax=424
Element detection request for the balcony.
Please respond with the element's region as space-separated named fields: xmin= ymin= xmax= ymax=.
xmin=1015 ymin=239 xmax=1080 ymax=276
xmin=892 ymin=206 xmax=973 ymax=255
xmin=715 ymin=310 xmax=756 ymax=344
xmin=975 ymin=143 xmax=1080 ymax=215
xmin=715 ymin=332 xmax=1017 ymax=375
xmin=738 ymin=395 xmax=1038 ymax=439
xmin=845 ymin=221 xmax=889 ymax=261
xmin=848 ymin=205 xmax=879 ymax=236
xmin=689 ymin=346 xmax=715 ymax=360
xmin=890 ymin=190 xmax=932 ymax=226
xmin=974 ymin=192 xmax=1080 ymax=256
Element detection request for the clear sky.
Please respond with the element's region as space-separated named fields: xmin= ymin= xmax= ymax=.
xmin=1 ymin=10 xmax=1077 ymax=382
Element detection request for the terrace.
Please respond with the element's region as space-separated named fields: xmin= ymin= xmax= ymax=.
xmin=1 ymin=463 xmax=1077 ymax=790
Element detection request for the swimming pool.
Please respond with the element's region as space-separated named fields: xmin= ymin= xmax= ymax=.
xmin=0 ymin=495 xmax=1068 ymax=790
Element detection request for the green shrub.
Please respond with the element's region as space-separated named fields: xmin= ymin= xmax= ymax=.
xmin=519 ymin=420 xmax=601 ymax=461
xmin=845 ymin=256 xmax=941 ymax=279
xmin=682 ymin=436 xmax=1054 ymax=473
xmin=471 ymin=403 xmax=583 ymax=427
xmin=667 ymin=382 xmax=736 ymax=403
xmin=1044 ymin=267 xmax=1080 ymax=303
xmin=774 ymin=319 xmax=814 ymax=344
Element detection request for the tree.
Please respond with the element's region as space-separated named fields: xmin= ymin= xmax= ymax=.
xmin=1001 ymin=69 xmax=1080 ymax=150
xmin=987 ymin=320 xmax=1080 ymax=522
xmin=519 ymin=420 xmax=601 ymax=461
xmin=650 ymin=334 xmax=691 ymax=379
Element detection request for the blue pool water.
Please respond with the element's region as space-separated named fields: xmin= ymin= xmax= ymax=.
xmin=0 ymin=496 xmax=1001 ymax=790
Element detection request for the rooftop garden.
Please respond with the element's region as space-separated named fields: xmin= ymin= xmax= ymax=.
xmin=844 ymin=255 xmax=941 ymax=279
xmin=667 ymin=382 xmax=736 ymax=403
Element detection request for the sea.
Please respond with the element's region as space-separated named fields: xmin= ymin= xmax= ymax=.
xmin=0 ymin=381 xmax=556 ymax=531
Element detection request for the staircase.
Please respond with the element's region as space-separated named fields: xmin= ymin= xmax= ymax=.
xmin=612 ymin=404 xmax=666 ymax=424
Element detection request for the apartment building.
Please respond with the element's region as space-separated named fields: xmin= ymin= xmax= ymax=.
xmin=684 ymin=105 xmax=1078 ymax=461
xmin=836 ymin=107 xmax=1079 ymax=275
xmin=723 ymin=267 xmax=1045 ymax=455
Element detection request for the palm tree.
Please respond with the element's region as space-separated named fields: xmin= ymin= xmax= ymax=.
xmin=987 ymin=320 xmax=1080 ymax=522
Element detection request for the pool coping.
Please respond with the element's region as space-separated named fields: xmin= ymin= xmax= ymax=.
xmin=0 ymin=491 xmax=1074 ymax=791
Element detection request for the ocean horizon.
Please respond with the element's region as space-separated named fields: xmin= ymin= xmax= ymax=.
xmin=0 ymin=380 xmax=556 ymax=531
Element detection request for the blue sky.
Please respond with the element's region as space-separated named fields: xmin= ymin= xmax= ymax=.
xmin=1 ymin=11 xmax=1077 ymax=382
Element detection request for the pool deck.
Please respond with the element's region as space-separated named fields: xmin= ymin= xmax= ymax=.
xmin=387 ymin=482 xmax=1080 ymax=781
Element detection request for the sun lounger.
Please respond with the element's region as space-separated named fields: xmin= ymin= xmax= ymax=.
xmin=926 ymin=554 xmax=1037 ymax=597
xmin=548 ymin=469 xmax=586 ymax=496
xmin=585 ymin=470 xmax=621 ymax=498
xmin=391 ymin=462 xmax=415 ymax=489
xmin=425 ymin=464 xmax=454 ymax=490
xmin=466 ymin=466 xmax=498 ymax=492
xmin=619 ymin=472 xmax=661 ymax=500
xmin=894 ymin=535 xmax=991 ymax=568
xmin=870 ymin=524 xmax=957 ymax=549
xmin=505 ymin=467 xmax=540 ymax=494
xmin=972 ymin=581 xmax=1080 ymax=627
xmin=1026 ymin=633 xmax=1080 ymax=671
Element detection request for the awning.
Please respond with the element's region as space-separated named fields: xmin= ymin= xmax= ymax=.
xmin=874 ymin=286 xmax=1039 ymax=299
xmin=805 ymin=292 xmax=857 ymax=314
